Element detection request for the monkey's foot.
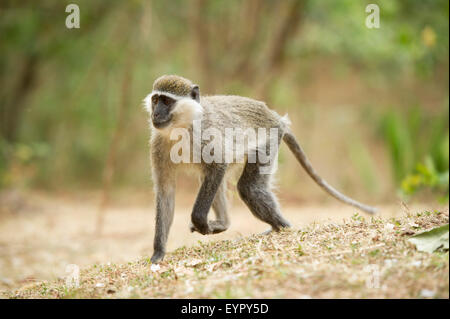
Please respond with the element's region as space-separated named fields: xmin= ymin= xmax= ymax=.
xmin=189 ymin=222 xmax=209 ymax=234
xmin=150 ymin=251 xmax=165 ymax=264
xmin=189 ymin=221 xmax=228 ymax=235
xmin=259 ymin=223 xmax=291 ymax=235
xmin=259 ymin=228 xmax=273 ymax=236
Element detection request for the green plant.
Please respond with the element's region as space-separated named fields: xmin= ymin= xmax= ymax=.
xmin=401 ymin=157 xmax=449 ymax=202
xmin=379 ymin=102 xmax=449 ymax=199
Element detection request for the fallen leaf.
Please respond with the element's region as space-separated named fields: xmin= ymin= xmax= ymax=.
xmin=408 ymin=224 xmax=449 ymax=253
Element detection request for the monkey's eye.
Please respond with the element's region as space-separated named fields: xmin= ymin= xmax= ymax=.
xmin=160 ymin=95 xmax=173 ymax=105
xmin=160 ymin=95 xmax=175 ymax=107
xmin=151 ymin=95 xmax=159 ymax=104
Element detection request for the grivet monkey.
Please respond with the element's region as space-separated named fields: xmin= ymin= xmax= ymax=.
xmin=144 ymin=75 xmax=377 ymax=263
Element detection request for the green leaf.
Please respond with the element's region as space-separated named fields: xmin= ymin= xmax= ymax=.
xmin=408 ymin=224 xmax=449 ymax=253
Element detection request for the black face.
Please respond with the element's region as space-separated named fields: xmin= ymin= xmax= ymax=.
xmin=151 ymin=94 xmax=176 ymax=128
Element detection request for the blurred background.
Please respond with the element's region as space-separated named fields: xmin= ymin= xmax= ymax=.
xmin=0 ymin=0 xmax=448 ymax=291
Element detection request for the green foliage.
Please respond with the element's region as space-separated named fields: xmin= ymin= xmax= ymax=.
xmin=380 ymin=110 xmax=415 ymax=181
xmin=379 ymin=102 xmax=449 ymax=199
xmin=369 ymin=249 xmax=380 ymax=257
xmin=0 ymin=139 xmax=51 ymax=188
xmin=351 ymin=213 xmax=365 ymax=222
xmin=0 ymin=1 xmax=448 ymax=193
xmin=296 ymin=244 xmax=306 ymax=256
xmin=401 ymin=157 xmax=449 ymax=202
xmin=302 ymin=0 xmax=449 ymax=77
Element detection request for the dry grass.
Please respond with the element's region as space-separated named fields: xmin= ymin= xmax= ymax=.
xmin=0 ymin=190 xmax=417 ymax=292
xmin=4 ymin=209 xmax=448 ymax=299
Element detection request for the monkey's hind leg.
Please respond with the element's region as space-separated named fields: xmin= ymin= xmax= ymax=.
xmin=237 ymin=159 xmax=291 ymax=232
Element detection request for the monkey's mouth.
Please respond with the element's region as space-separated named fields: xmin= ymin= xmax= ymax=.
xmin=152 ymin=116 xmax=172 ymax=129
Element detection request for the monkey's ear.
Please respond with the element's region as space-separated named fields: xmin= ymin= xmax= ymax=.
xmin=191 ymin=85 xmax=200 ymax=103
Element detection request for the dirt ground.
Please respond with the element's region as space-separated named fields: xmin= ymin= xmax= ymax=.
xmin=0 ymin=191 xmax=447 ymax=294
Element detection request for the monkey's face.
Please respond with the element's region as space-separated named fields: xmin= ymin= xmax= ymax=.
xmin=145 ymin=87 xmax=202 ymax=132
xmin=144 ymin=75 xmax=202 ymax=132
xmin=151 ymin=94 xmax=176 ymax=129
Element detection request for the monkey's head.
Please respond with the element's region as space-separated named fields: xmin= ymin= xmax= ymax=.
xmin=144 ymin=75 xmax=202 ymax=130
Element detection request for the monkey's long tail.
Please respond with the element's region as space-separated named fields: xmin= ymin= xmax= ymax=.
xmin=282 ymin=131 xmax=378 ymax=215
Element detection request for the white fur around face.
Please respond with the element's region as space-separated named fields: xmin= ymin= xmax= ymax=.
xmin=143 ymin=91 xmax=185 ymax=114
xmin=143 ymin=93 xmax=154 ymax=114
xmin=143 ymin=92 xmax=203 ymax=138
xmin=171 ymin=98 xmax=203 ymax=128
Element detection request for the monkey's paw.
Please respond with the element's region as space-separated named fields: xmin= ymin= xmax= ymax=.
xmin=208 ymin=221 xmax=228 ymax=234
xmin=150 ymin=251 xmax=165 ymax=264
xmin=189 ymin=222 xmax=197 ymax=233
xmin=189 ymin=222 xmax=211 ymax=235
xmin=189 ymin=221 xmax=227 ymax=235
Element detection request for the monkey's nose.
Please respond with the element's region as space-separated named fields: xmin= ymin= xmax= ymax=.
xmin=152 ymin=114 xmax=172 ymax=128
xmin=153 ymin=112 xmax=163 ymax=121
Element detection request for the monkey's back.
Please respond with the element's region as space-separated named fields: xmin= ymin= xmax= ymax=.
xmin=201 ymin=95 xmax=284 ymax=130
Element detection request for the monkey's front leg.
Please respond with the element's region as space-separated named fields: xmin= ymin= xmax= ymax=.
xmin=191 ymin=166 xmax=226 ymax=235
xmin=150 ymin=186 xmax=175 ymax=264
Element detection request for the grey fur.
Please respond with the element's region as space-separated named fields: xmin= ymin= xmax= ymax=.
xmin=189 ymin=179 xmax=230 ymax=233
xmin=190 ymin=163 xmax=227 ymax=235
xmin=150 ymin=134 xmax=176 ymax=263
xmin=237 ymin=130 xmax=291 ymax=231
xmin=147 ymin=75 xmax=377 ymax=264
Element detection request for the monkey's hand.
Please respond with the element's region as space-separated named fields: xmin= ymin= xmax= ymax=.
xmin=189 ymin=221 xmax=227 ymax=235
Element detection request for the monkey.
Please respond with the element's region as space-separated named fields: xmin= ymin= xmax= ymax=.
xmin=144 ymin=75 xmax=377 ymax=264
